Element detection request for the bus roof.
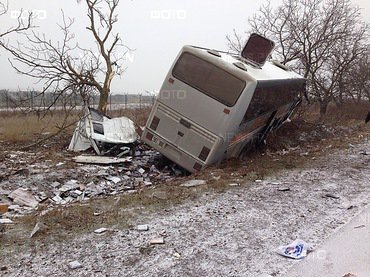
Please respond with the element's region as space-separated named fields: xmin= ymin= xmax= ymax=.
xmin=185 ymin=45 xmax=304 ymax=82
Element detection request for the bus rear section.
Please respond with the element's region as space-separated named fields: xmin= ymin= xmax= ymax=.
xmin=143 ymin=101 xmax=224 ymax=172
xmin=141 ymin=47 xmax=251 ymax=173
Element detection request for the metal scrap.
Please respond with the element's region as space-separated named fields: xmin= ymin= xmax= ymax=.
xmin=68 ymin=107 xmax=138 ymax=156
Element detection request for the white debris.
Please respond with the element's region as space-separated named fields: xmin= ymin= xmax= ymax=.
xmin=68 ymin=107 xmax=138 ymax=154
xmin=68 ymin=260 xmax=83 ymax=270
xmin=30 ymin=222 xmax=41 ymax=238
xmin=73 ymin=155 xmax=132 ymax=165
xmin=229 ymin=183 xmax=240 ymax=187
xmin=173 ymin=252 xmax=181 ymax=259
xmin=94 ymin=227 xmax=108 ymax=234
xmin=180 ymin=180 xmax=206 ymax=187
xmin=137 ymin=224 xmax=149 ymax=231
xmin=0 ymin=218 xmax=13 ymax=224
xmin=70 ymin=190 xmax=83 ymax=197
xmin=276 ymin=239 xmax=313 ymax=259
xmin=138 ymin=168 xmax=146 ymax=174
xmin=52 ymin=195 xmax=64 ymax=204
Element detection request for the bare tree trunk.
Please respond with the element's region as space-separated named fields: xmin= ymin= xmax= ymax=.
xmin=319 ymin=100 xmax=329 ymax=118
xmin=98 ymin=89 xmax=109 ymax=114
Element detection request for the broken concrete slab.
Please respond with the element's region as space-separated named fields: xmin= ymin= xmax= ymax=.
xmin=73 ymin=155 xmax=132 ymax=165
xmin=8 ymin=188 xmax=38 ymax=208
xmin=180 ymin=180 xmax=206 ymax=187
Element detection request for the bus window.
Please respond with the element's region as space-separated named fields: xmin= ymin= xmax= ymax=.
xmin=242 ymin=80 xmax=302 ymax=122
xmin=172 ymin=52 xmax=246 ymax=107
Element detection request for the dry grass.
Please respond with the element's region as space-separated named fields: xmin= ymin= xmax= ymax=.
xmin=110 ymin=106 xmax=152 ymax=127
xmin=294 ymin=101 xmax=370 ymax=122
xmin=325 ymin=101 xmax=370 ymax=122
xmin=0 ymin=111 xmax=78 ymax=143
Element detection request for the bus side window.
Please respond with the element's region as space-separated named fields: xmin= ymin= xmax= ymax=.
xmin=241 ymin=87 xmax=273 ymax=124
xmin=240 ymin=81 xmax=301 ymax=125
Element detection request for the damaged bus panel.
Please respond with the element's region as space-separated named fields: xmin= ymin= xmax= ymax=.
xmin=142 ymin=33 xmax=305 ymax=172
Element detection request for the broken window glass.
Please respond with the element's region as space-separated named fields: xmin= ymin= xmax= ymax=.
xmin=242 ymin=79 xmax=304 ymax=122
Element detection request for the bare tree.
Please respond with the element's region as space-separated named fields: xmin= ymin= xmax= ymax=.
xmin=2 ymin=0 xmax=129 ymax=114
xmin=227 ymin=0 xmax=369 ymax=116
xmin=343 ymin=50 xmax=370 ymax=103
xmin=0 ymin=1 xmax=33 ymax=42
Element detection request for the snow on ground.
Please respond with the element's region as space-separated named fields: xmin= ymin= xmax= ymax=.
xmin=1 ymin=140 xmax=369 ymax=276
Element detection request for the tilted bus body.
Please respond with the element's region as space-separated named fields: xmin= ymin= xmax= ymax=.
xmin=142 ymin=34 xmax=305 ymax=172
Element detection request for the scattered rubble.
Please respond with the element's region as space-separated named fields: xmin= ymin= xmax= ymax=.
xmin=0 ymin=147 xmax=180 ymax=216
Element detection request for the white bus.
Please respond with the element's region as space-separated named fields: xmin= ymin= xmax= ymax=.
xmin=142 ymin=34 xmax=305 ymax=172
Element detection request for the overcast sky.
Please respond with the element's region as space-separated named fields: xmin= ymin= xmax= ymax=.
xmin=0 ymin=0 xmax=369 ymax=94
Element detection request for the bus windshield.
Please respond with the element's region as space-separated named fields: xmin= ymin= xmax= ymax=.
xmin=172 ymin=52 xmax=246 ymax=107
